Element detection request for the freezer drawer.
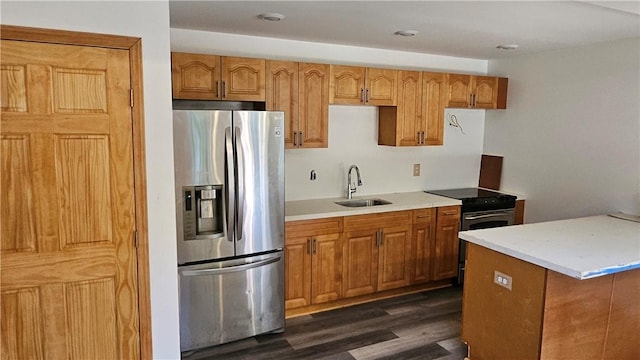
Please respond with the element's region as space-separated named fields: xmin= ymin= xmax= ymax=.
xmin=178 ymin=251 xmax=285 ymax=351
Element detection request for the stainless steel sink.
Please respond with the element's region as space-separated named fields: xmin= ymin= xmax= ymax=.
xmin=334 ymin=198 xmax=392 ymax=207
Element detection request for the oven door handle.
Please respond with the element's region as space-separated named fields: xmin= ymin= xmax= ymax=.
xmin=464 ymin=212 xmax=513 ymax=221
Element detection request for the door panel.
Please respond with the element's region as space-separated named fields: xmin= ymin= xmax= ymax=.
xmin=311 ymin=233 xmax=342 ymax=304
xmin=343 ymin=230 xmax=378 ymax=298
xmin=234 ymin=111 xmax=284 ymax=256
xmin=299 ymin=62 xmax=329 ymax=148
xmin=284 ymin=237 xmax=311 ymax=309
xmin=378 ymin=226 xmax=411 ymax=291
xmin=0 ymin=39 xmax=139 ymax=359
xmin=397 ymin=71 xmax=422 ymax=146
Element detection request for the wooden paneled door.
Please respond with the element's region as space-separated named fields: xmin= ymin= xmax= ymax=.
xmin=1 ymin=27 xmax=150 ymax=360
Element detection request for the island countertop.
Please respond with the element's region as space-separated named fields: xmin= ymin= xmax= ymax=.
xmin=459 ymin=214 xmax=640 ymax=280
xmin=285 ymin=191 xmax=461 ymax=222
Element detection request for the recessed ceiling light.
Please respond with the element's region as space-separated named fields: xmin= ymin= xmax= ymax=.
xmin=394 ymin=30 xmax=418 ymax=37
xmin=257 ymin=12 xmax=285 ymax=22
xmin=496 ymin=44 xmax=519 ymax=50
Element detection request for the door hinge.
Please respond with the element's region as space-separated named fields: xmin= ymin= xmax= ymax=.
xmin=134 ymin=230 xmax=139 ymax=248
xmin=130 ymin=89 xmax=134 ymax=108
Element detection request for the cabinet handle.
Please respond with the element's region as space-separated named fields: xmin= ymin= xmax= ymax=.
xmin=422 ymin=131 xmax=426 ymax=144
xmin=375 ymin=229 xmax=380 ymax=246
xmin=443 ymin=210 xmax=458 ymax=216
xmin=472 ymin=93 xmax=477 ymax=107
xmin=306 ymin=239 xmax=311 ymax=255
xmin=215 ymin=81 xmax=220 ymax=98
xmin=469 ymin=93 xmax=473 ymax=108
xmin=312 ymin=238 xmax=317 ymax=254
xmin=417 ymin=215 xmax=430 ymax=219
xmin=299 ymin=131 xmax=304 ymax=147
xmin=360 ymin=88 xmax=365 ymax=104
xmin=365 ymin=88 xmax=370 ymax=103
xmin=380 ymin=230 xmax=384 ymax=246
xmin=417 ymin=131 xmax=421 ymax=144
xmin=222 ymin=81 xmax=227 ymax=98
xmin=293 ymin=131 xmax=298 ymax=147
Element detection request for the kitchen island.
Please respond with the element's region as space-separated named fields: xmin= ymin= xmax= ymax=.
xmin=459 ymin=214 xmax=640 ymax=360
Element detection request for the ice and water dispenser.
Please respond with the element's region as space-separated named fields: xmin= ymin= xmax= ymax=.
xmin=182 ymin=185 xmax=223 ymax=240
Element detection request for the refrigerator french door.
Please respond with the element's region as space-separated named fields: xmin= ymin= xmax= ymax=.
xmin=173 ymin=110 xmax=285 ymax=351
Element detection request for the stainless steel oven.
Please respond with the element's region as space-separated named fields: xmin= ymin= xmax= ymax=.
xmin=458 ymin=209 xmax=515 ymax=284
xmin=425 ymin=188 xmax=517 ymax=285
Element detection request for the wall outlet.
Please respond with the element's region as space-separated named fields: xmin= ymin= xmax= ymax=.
xmin=413 ymin=164 xmax=420 ymax=176
xmin=494 ymin=270 xmax=512 ymax=290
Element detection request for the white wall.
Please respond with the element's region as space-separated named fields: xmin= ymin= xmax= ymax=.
xmin=170 ymin=29 xmax=490 ymax=200
xmin=485 ymin=38 xmax=640 ymax=223
xmin=1 ymin=2 xmax=180 ymax=359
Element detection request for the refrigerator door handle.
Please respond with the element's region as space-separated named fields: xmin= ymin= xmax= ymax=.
xmin=181 ymin=255 xmax=281 ymax=276
xmin=234 ymin=127 xmax=245 ymax=241
xmin=225 ymin=127 xmax=235 ymax=242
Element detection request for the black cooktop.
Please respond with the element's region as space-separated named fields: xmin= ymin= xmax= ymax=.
xmin=425 ymin=187 xmax=516 ymax=212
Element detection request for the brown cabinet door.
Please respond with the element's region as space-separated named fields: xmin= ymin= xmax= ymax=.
xmin=412 ymin=209 xmax=436 ymax=284
xmin=422 ymin=72 xmax=447 ymax=145
xmin=171 ymin=52 xmax=221 ymax=100
xmin=472 ymin=75 xmax=499 ymax=109
xmin=299 ymin=63 xmax=329 ymax=148
xmin=395 ymin=70 xmax=423 ymax=146
xmin=366 ymin=68 xmax=397 ymax=106
xmin=329 ymin=65 xmax=365 ymax=105
xmin=266 ymin=61 xmax=299 ymax=148
xmin=377 ymin=224 xmax=412 ymax=291
xmin=221 ymin=56 xmax=266 ymax=101
xmin=433 ymin=206 xmax=461 ymax=280
xmin=284 ymin=236 xmax=312 ymax=310
xmin=1 ymin=40 xmax=140 ymax=359
xmin=310 ymin=232 xmax=342 ymax=304
xmin=342 ymin=228 xmax=378 ymax=297
xmin=446 ymin=73 xmax=471 ymax=108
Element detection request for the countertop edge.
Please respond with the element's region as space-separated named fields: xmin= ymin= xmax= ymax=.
xmin=285 ymin=192 xmax=462 ymax=222
xmin=460 ymin=220 xmax=640 ymax=280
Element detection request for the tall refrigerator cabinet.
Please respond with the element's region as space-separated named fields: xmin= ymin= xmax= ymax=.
xmin=173 ymin=109 xmax=285 ymax=351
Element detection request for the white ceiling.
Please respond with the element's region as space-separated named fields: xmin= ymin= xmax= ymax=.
xmin=169 ymin=0 xmax=640 ymax=59
xmin=169 ymin=1 xmax=640 ymax=60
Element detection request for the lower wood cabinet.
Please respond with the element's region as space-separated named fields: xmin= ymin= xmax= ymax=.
xmin=433 ymin=206 xmax=461 ymax=280
xmin=411 ymin=208 xmax=436 ymax=284
xmin=342 ymin=211 xmax=412 ymax=298
xmin=284 ymin=218 xmax=343 ymax=310
xmin=285 ymin=205 xmax=461 ymax=315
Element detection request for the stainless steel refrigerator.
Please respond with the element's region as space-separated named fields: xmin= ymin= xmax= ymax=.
xmin=173 ymin=109 xmax=285 ymax=352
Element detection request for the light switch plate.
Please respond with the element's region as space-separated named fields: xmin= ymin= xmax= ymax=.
xmin=413 ymin=164 xmax=420 ymax=176
xmin=494 ymin=270 xmax=512 ymax=290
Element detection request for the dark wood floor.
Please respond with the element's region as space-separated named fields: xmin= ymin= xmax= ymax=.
xmin=182 ymin=286 xmax=467 ymax=360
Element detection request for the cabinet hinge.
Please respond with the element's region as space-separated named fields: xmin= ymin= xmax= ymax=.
xmin=130 ymin=89 xmax=134 ymax=108
xmin=134 ymin=230 xmax=139 ymax=248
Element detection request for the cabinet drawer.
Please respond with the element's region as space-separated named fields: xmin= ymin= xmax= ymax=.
xmin=286 ymin=217 xmax=343 ymax=238
xmin=437 ymin=206 xmax=461 ymax=222
xmin=413 ymin=208 xmax=435 ymax=224
xmin=343 ymin=211 xmax=411 ymax=231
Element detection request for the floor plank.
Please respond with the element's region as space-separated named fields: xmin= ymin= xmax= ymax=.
xmin=182 ymin=286 xmax=465 ymax=360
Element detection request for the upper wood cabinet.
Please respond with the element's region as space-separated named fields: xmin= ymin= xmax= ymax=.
xmin=446 ymin=74 xmax=508 ymax=109
xmin=284 ymin=218 xmax=343 ymax=310
xmin=266 ymin=61 xmax=329 ymax=149
xmin=378 ymin=71 xmax=446 ymax=147
xmin=171 ymin=52 xmax=266 ymax=101
xmin=329 ymin=65 xmax=397 ymax=106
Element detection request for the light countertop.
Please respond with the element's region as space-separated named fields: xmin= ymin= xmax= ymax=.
xmin=459 ymin=214 xmax=640 ymax=280
xmin=285 ymin=191 xmax=461 ymax=222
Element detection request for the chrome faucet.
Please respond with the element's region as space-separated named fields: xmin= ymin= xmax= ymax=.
xmin=346 ymin=165 xmax=363 ymax=199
